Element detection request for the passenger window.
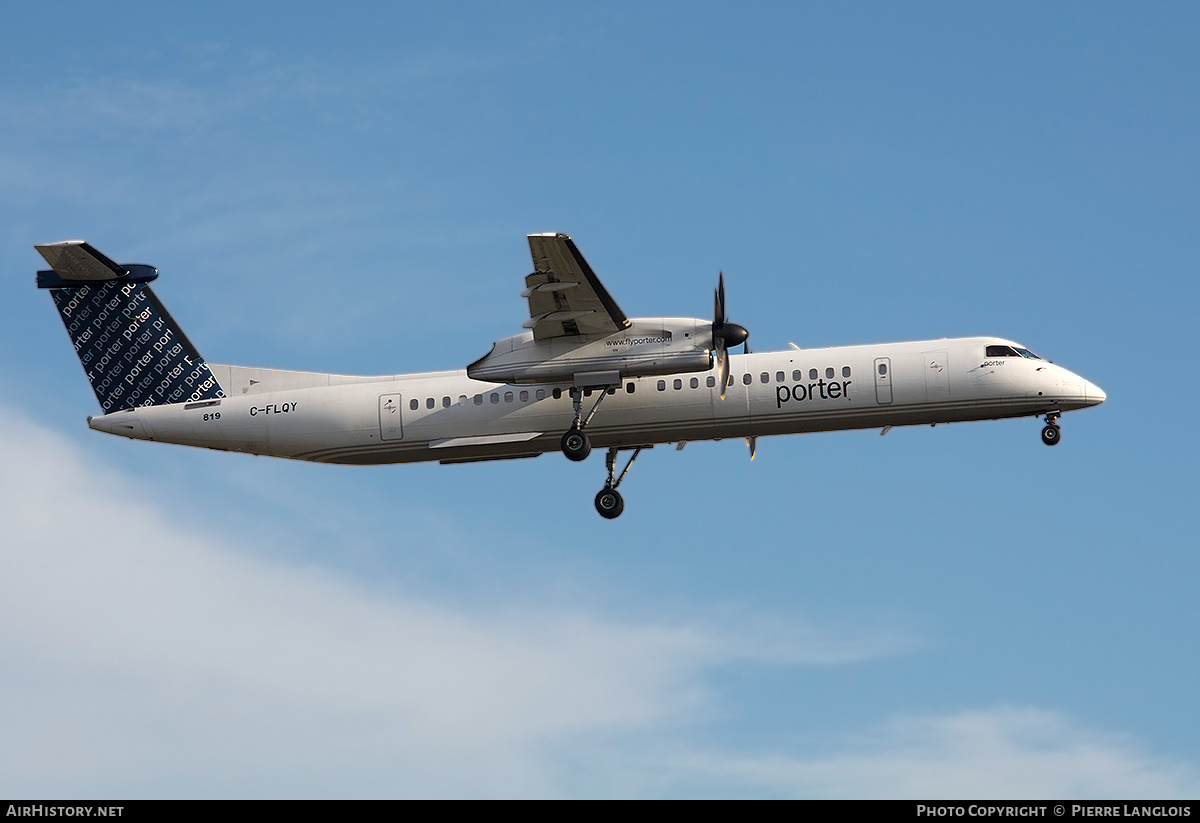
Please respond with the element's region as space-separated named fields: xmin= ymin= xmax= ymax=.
xmin=442 ymin=396 xmax=451 ymax=408
xmin=825 ymin=367 xmax=834 ymax=379
xmin=657 ymin=380 xmax=666 ymax=391
xmin=626 ymin=382 xmax=635 ymax=394
xmin=878 ymin=363 xmax=888 ymax=376
xmin=519 ymin=390 xmax=529 ymax=402
xmin=536 ymin=389 xmax=546 ymax=400
xmin=842 ymin=366 xmax=851 ymax=378
xmin=793 ymin=370 xmax=802 ymax=381
xmin=707 ymin=376 xmax=715 ymax=388
xmin=742 ymin=374 xmax=752 ymax=385
xmin=760 ymin=372 xmax=769 ymax=383
xmin=490 ymin=393 xmax=499 ymax=404
xmin=809 ymin=369 xmax=818 ymax=380
xmin=504 ymin=391 xmax=513 ymax=403
xmin=458 ymin=395 xmax=468 ymax=406
xmin=552 ymin=388 xmax=562 ymax=399
xmin=410 ymin=399 xmax=419 ymax=411
xmin=473 ymin=394 xmax=483 ymax=406
xmin=776 ymin=371 xmax=785 ymax=383
xmin=673 ymin=379 xmax=682 ymax=390
xmin=690 ymin=377 xmax=698 ymax=389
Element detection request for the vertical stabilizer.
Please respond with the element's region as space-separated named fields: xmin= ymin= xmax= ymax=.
xmin=36 ymin=241 xmax=226 ymax=412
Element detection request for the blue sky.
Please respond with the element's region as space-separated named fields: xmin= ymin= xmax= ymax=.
xmin=1 ymin=1 xmax=1197 ymax=798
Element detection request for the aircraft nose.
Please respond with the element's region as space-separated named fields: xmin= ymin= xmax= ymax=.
xmin=1085 ymin=380 xmax=1106 ymax=405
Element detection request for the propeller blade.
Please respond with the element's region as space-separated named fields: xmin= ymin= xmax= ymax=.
xmin=711 ymin=271 xmax=747 ymax=401
xmin=712 ymin=273 xmax=726 ymax=344
xmin=718 ymin=346 xmax=729 ymax=400
xmin=747 ymin=436 xmax=757 ymax=461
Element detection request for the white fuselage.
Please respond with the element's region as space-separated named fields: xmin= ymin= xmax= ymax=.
xmin=88 ymin=336 xmax=1104 ymax=465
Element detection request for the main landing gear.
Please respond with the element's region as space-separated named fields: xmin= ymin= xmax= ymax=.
xmin=1041 ymin=412 xmax=1061 ymax=446
xmin=557 ymin=385 xmax=645 ymax=518
xmin=594 ymin=446 xmax=644 ymax=519
xmin=561 ymin=427 xmax=591 ymax=461
xmin=560 ymin=386 xmax=615 ymax=462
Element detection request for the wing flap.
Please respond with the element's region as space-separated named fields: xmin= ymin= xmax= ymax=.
xmin=525 ymin=233 xmax=630 ymax=340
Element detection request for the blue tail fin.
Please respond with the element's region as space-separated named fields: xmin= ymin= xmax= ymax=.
xmin=36 ymin=241 xmax=226 ymax=412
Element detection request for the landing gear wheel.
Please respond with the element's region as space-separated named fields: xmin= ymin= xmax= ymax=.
xmin=561 ymin=427 xmax=591 ymax=461
xmin=1041 ymin=425 xmax=1061 ymax=446
xmin=595 ymin=487 xmax=624 ymax=519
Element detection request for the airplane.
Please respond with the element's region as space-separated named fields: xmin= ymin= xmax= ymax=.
xmin=35 ymin=233 xmax=1105 ymax=519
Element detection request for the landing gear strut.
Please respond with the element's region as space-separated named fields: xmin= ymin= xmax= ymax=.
xmin=1041 ymin=412 xmax=1061 ymax=446
xmin=594 ymin=446 xmax=644 ymax=519
xmin=560 ymin=386 xmax=614 ymax=462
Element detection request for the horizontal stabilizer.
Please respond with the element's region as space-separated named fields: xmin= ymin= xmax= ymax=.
xmin=36 ymin=240 xmax=160 ymax=290
xmin=36 ymin=240 xmax=129 ymax=282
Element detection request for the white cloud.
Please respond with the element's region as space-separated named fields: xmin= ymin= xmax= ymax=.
xmin=0 ymin=408 xmax=903 ymax=797
xmin=680 ymin=708 xmax=1200 ymax=799
xmin=3 ymin=409 xmax=1195 ymax=798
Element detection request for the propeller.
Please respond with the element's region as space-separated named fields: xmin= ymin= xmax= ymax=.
xmin=712 ymin=272 xmax=749 ymax=400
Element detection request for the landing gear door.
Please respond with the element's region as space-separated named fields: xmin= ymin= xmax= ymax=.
xmin=379 ymin=393 xmax=404 ymax=441
xmin=874 ymin=357 xmax=893 ymax=404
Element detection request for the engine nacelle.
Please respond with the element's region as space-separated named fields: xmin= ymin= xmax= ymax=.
xmin=467 ymin=318 xmax=715 ymax=384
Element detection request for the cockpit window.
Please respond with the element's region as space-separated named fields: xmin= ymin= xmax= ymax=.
xmin=986 ymin=344 xmax=1043 ymax=360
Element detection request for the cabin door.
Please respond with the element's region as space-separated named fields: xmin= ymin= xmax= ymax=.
xmin=874 ymin=357 xmax=893 ymax=404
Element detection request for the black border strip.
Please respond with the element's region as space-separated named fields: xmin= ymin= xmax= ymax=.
xmin=562 ymin=235 xmax=631 ymax=330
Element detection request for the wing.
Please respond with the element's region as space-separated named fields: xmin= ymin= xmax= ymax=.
xmin=523 ymin=233 xmax=631 ymax=341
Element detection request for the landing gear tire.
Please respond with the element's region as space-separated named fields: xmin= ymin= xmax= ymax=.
xmin=595 ymin=487 xmax=624 ymax=519
xmin=1041 ymin=425 xmax=1061 ymax=446
xmin=561 ymin=427 xmax=591 ymax=462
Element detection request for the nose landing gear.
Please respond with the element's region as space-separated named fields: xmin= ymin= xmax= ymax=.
xmin=1041 ymin=412 xmax=1061 ymax=446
